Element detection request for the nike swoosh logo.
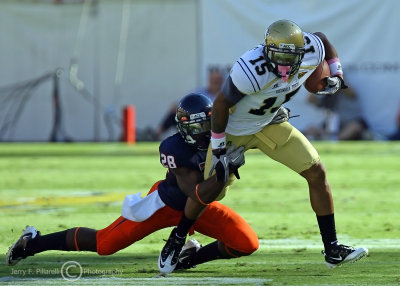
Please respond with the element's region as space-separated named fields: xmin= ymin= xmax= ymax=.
xmin=178 ymin=253 xmax=191 ymax=261
xmin=329 ymin=255 xmax=343 ymax=261
xmin=230 ymin=155 xmax=241 ymax=162
xmin=159 ymin=250 xmax=175 ymax=268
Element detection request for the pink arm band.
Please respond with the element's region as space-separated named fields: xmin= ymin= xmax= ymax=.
xmin=327 ymin=58 xmax=343 ymax=76
xmin=211 ymin=131 xmax=225 ymax=139
xmin=327 ymin=58 xmax=340 ymax=65
xmin=211 ymin=132 xmax=226 ymax=149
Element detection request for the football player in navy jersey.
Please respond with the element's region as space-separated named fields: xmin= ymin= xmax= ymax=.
xmin=7 ymin=93 xmax=258 ymax=274
xmin=161 ymin=20 xmax=368 ymax=270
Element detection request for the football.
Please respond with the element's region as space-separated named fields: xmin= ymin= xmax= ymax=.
xmin=304 ymin=60 xmax=330 ymax=93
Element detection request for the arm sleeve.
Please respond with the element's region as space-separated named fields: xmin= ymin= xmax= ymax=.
xmin=221 ymin=76 xmax=246 ymax=105
xmin=303 ymin=32 xmax=325 ymax=66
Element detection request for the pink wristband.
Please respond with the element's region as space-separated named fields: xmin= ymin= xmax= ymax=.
xmin=327 ymin=58 xmax=343 ymax=76
xmin=211 ymin=132 xmax=226 ymax=149
xmin=211 ymin=131 xmax=225 ymax=139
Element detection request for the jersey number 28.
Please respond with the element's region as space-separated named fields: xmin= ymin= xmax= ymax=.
xmin=161 ymin=153 xmax=177 ymax=168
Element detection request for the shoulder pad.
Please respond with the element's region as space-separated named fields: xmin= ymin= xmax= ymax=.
xmin=302 ymin=32 xmax=325 ymax=67
xmin=159 ymin=134 xmax=190 ymax=169
xmin=230 ymin=45 xmax=267 ymax=94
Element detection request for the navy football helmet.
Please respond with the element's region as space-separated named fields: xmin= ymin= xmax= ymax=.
xmin=176 ymin=93 xmax=212 ymax=150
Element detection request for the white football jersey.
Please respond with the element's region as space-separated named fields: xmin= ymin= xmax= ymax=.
xmin=226 ymin=32 xmax=325 ymax=135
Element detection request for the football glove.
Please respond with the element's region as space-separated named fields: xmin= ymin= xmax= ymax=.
xmin=209 ymin=147 xmax=229 ymax=182
xmin=316 ymin=76 xmax=348 ymax=95
xmin=270 ymin=106 xmax=290 ymax=124
xmin=226 ymin=145 xmax=245 ymax=179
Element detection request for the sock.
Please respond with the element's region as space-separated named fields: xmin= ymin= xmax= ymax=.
xmin=175 ymin=214 xmax=196 ymax=238
xmin=192 ymin=241 xmax=223 ymax=266
xmin=26 ymin=230 xmax=69 ymax=256
xmin=317 ymin=214 xmax=338 ymax=250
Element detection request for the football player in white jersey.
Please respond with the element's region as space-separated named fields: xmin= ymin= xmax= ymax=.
xmin=160 ymin=20 xmax=368 ymax=272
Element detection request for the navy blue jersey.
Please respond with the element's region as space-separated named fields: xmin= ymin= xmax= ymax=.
xmin=157 ymin=133 xmax=206 ymax=210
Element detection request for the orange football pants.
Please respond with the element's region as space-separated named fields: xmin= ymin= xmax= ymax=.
xmin=96 ymin=181 xmax=259 ymax=256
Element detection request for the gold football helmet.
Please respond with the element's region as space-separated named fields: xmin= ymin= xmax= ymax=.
xmin=264 ymin=20 xmax=305 ymax=80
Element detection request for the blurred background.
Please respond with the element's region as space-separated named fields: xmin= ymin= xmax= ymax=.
xmin=0 ymin=0 xmax=399 ymax=142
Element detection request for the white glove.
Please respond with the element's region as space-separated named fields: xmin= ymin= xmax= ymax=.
xmin=316 ymin=76 xmax=347 ymax=95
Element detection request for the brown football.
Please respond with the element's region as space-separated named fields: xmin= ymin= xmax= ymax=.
xmin=305 ymin=60 xmax=330 ymax=93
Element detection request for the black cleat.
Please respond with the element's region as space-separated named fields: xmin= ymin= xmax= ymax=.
xmin=158 ymin=228 xmax=186 ymax=274
xmin=6 ymin=226 xmax=39 ymax=266
xmin=322 ymin=242 xmax=368 ymax=268
xmin=176 ymin=238 xmax=202 ymax=270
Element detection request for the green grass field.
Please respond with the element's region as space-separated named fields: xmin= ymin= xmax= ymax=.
xmin=0 ymin=141 xmax=399 ymax=285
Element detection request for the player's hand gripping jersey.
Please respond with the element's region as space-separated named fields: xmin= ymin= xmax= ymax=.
xmin=225 ymin=32 xmax=325 ymax=136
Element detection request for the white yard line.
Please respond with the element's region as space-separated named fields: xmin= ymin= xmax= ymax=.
xmin=0 ymin=276 xmax=272 ymax=285
xmin=258 ymin=238 xmax=400 ymax=249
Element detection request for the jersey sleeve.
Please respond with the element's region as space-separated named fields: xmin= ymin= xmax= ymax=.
xmin=302 ymin=32 xmax=325 ymax=66
xmin=221 ymin=76 xmax=246 ymax=104
xmin=229 ymin=45 xmax=265 ymax=95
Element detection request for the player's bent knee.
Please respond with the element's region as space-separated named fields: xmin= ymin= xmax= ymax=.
xmin=244 ymin=237 xmax=259 ymax=255
xmin=301 ymin=162 xmax=327 ymax=183
xmin=226 ymin=242 xmax=258 ymax=258
xmin=227 ymin=235 xmax=259 ymax=256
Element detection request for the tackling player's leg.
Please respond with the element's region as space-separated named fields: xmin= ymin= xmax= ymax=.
xmin=6 ymin=226 xmax=97 ymax=266
xmin=174 ymin=201 xmax=259 ymax=270
xmin=6 ymin=206 xmax=183 ymax=266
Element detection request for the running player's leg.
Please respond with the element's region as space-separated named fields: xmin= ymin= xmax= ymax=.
xmin=254 ymin=121 xmax=327 ymax=212
xmin=254 ymin=121 xmax=368 ymax=267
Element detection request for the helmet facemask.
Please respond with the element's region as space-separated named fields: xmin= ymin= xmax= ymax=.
xmin=264 ymin=20 xmax=305 ymax=82
xmin=264 ymin=44 xmax=304 ymax=81
xmin=177 ymin=119 xmax=211 ymax=150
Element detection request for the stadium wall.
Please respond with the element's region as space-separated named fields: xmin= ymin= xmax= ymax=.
xmin=0 ymin=0 xmax=398 ymax=141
